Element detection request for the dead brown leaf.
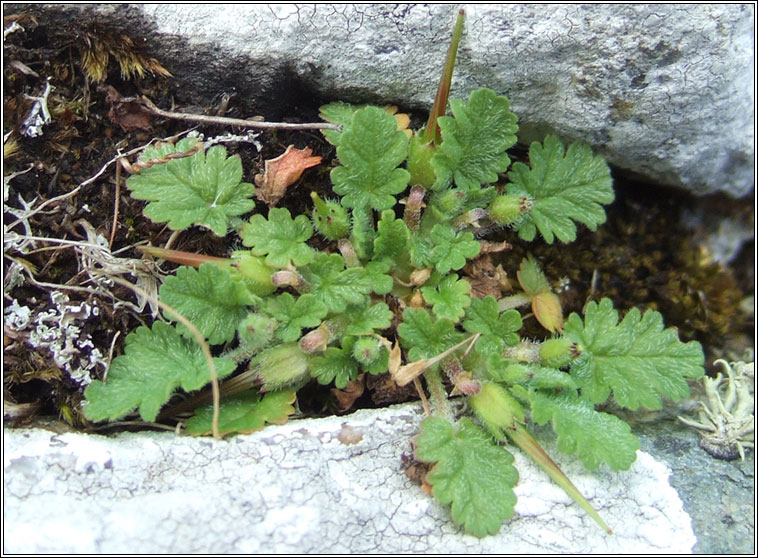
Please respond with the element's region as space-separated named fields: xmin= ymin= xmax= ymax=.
xmin=102 ymin=85 xmax=152 ymax=132
xmin=254 ymin=145 xmax=322 ymax=207
xmin=331 ymin=374 xmax=365 ymax=412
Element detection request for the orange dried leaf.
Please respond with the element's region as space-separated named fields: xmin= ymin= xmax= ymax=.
xmin=254 ymin=145 xmax=322 ymax=207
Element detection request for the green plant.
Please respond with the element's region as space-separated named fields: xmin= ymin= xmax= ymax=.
xmin=83 ymin=10 xmax=704 ymax=537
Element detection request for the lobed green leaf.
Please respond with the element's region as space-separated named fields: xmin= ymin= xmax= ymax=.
xmin=463 ymin=296 xmax=522 ymax=355
xmin=126 ymin=138 xmax=255 ymax=236
xmin=563 ymin=298 xmax=705 ymax=410
xmin=429 ymin=224 xmax=480 ymax=274
xmin=431 ymin=88 xmax=518 ymax=191
xmin=159 ymin=264 xmax=259 ymax=345
xmin=507 ymin=135 xmax=614 ymax=244
xmin=240 ymin=207 xmax=315 ymax=267
xmin=185 ymin=389 xmax=296 ymax=436
xmin=265 ymin=293 xmax=328 ymax=342
xmin=414 ymin=416 xmax=518 ymax=537
xmin=331 ymin=106 xmax=410 ymax=210
xmin=421 ymin=274 xmax=472 ymax=322
xmin=83 ymin=321 xmax=236 ymax=422
xmin=397 ymin=307 xmax=464 ymax=362
xmin=529 ymin=391 xmax=640 ymax=471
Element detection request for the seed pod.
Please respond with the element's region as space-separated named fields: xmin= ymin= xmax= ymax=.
xmin=352 ymin=336 xmax=383 ymax=366
xmin=469 ymin=382 xmax=525 ymax=438
xmin=488 ymin=194 xmax=533 ymax=226
xmin=311 ymin=191 xmax=350 ymax=240
xmin=251 ymin=343 xmax=311 ymax=392
xmin=539 ymin=338 xmax=583 ymax=368
xmin=232 ymin=252 xmax=276 ymax=296
xmin=237 ymin=313 xmax=276 ymax=351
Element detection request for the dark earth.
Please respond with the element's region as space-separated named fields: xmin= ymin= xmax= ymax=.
xmin=3 ymin=11 xmax=754 ymax=432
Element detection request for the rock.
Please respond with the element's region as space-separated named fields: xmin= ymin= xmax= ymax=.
xmin=18 ymin=3 xmax=754 ymax=197
xmin=4 ymin=402 xmax=697 ymax=553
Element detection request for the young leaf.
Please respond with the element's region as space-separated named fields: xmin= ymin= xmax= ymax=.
xmin=429 ymin=224 xmax=480 ymax=274
xmin=431 ymin=88 xmax=518 ymax=191
xmin=373 ymin=209 xmax=411 ymax=263
xmin=300 ymin=253 xmax=371 ymax=312
xmin=463 ymin=296 xmax=522 ymax=355
xmin=83 ymin=321 xmax=236 ymax=422
xmin=421 ymin=274 xmax=472 ymax=322
xmin=397 ymin=307 xmax=464 ymax=361
xmin=126 ymin=138 xmax=255 ymax=236
xmin=310 ymin=343 xmax=360 ymax=389
xmin=344 ymin=300 xmax=393 ymax=335
xmin=184 ymin=389 xmax=296 ymax=436
xmin=529 ymin=391 xmax=640 ymax=471
xmin=319 ymin=101 xmax=361 ymax=145
xmin=563 ymin=298 xmax=705 ymax=410
xmin=507 ymin=135 xmax=614 ymax=244
xmin=330 ymin=106 xmax=410 ymax=210
xmin=159 ymin=264 xmax=259 ymax=345
xmin=265 ymin=293 xmax=328 ymax=342
xmin=240 ymin=207 xmax=316 ymax=267
xmin=414 ymin=416 xmax=518 ymax=537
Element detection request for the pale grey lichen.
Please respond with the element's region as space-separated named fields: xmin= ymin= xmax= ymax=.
xmin=678 ymin=358 xmax=755 ymax=460
xmin=5 ymin=291 xmax=107 ymax=386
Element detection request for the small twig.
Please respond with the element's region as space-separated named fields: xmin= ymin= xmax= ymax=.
xmin=109 ymin=161 xmax=122 ymax=249
xmin=139 ymin=96 xmax=341 ymax=131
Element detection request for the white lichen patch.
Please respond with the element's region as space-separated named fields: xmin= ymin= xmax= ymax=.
xmin=678 ymin=358 xmax=755 ymax=460
xmin=5 ymin=291 xmax=107 ymax=386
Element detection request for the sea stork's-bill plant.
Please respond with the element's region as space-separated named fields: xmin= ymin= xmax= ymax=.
xmin=84 ymin=10 xmax=704 ymax=537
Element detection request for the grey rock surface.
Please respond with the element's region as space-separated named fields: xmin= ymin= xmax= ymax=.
xmin=16 ymin=3 xmax=755 ymax=197
xmin=4 ymin=403 xmax=697 ymax=554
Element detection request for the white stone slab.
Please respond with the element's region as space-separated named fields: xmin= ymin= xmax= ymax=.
xmin=4 ymin=403 xmax=695 ymax=553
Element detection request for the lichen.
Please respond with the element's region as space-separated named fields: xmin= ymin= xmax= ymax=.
xmin=678 ymin=357 xmax=754 ymax=460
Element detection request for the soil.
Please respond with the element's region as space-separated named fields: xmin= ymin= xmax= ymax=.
xmin=3 ymin=13 xmax=754 ymax=432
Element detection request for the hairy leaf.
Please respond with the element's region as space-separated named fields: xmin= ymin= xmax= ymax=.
xmin=414 ymin=416 xmax=518 ymax=537
xmin=563 ymin=298 xmax=705 ymax=410
xmin=83 ymin=321 xmax=235 ymax=422
xmin=265 ymin=293 xmax=328 ymax=342
xmin=508 ymin=135 xmax=614 ymax=244
xmin=431 ymin=88 xmax=518 ymax=191
xmin=240 ymin=207 xmax=315 ymax=267
xmin=397 ymin=307 xmax=464 ymax=361
xmin=126 ymin=138 xmax=255 ymax=236
xmin=530 ymin=391 xmax=640 ymax=471
xmin=463 ymin=296 xmax=522 ymax=355
xmin=429 ymin=224 xmax=480 ymax=274
xmin=159 ymin=264 xmax=259 ymax=345
xmin=185 ymin=389 xmax=296 ymax=436
xmin=421 ymin=274 xmax=472 ymax=322
xmin=373 ymin=209 xmax=411 ymax=263
xmin=301 ymin=253 xmax=374 ymax=312
xmin=310 ymin=343 xmax=360 ymax=389
xmin=330 ymin=106 xmax=410 ymax=210
xmin=344 ymin=300 xmax=393 ymax=335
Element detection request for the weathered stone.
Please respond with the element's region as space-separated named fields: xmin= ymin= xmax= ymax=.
xmin=16 ymin=3 xmax=755 ymax=197
xmin=4 ymin=403 xmax=696 ymax=553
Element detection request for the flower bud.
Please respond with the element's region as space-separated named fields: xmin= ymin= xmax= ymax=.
xmin=488 ymin=194 xmax=533 ymax=226
xmin=237 ymin=313 xmax=276 ymax=351
xmin=539 ymin=338 xmax=583 ymax=368
xmin=251 ymin=343 xmax=311 ymax=392
xmin=469 ymin=382 xmax=525 ymax=438
xmin=232 ymin=252 xmax=276 ymax=296
xmin=311 ymin=191 xmax=350 ymax=240
xmin=352 ymin=336 xmax=383 ymax=366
